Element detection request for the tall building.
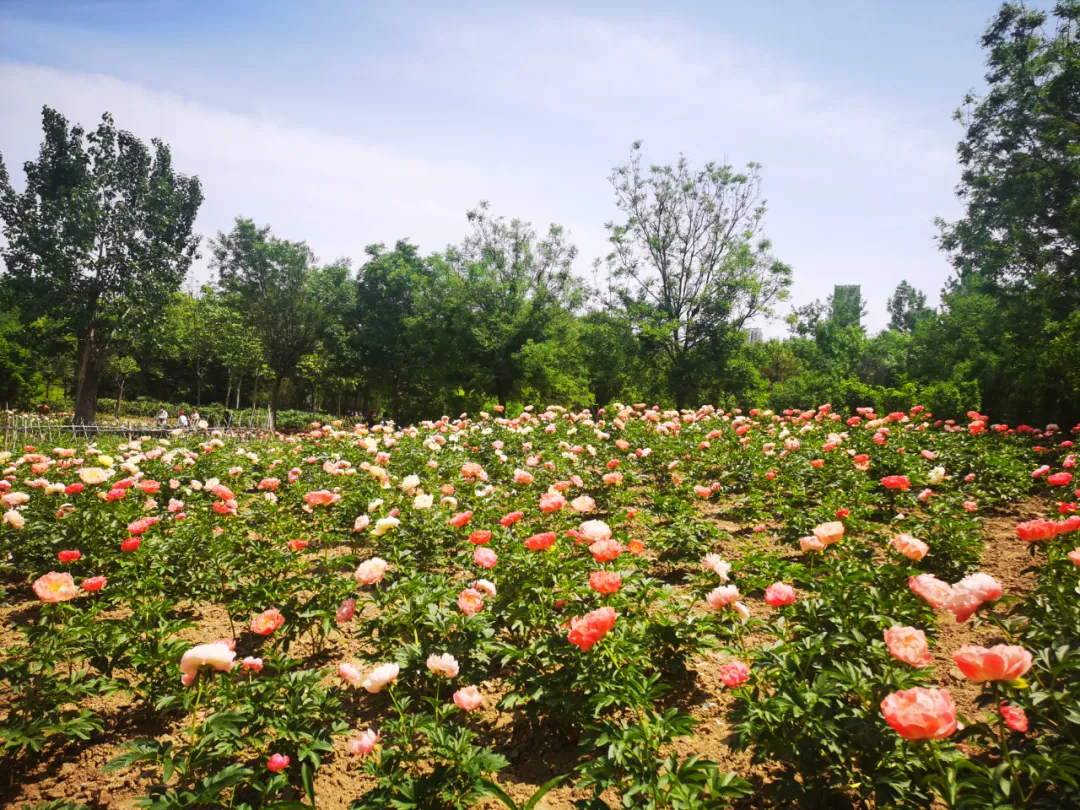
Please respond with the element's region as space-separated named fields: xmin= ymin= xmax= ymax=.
xmin=831 ymin=285 xmax=864 ymax=329
xmin=745 ymin=328 xmax=764 ymax=344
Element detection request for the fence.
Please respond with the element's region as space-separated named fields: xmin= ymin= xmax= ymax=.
xmin=1 ymin=413 xmax=274 ymax=453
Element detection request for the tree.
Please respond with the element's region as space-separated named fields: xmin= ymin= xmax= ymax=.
xmin=210 ymin=219 xmax=320 ymax=425
xmin=600 ymin=142 xmax=791 ymax=408
xmin=786 ymin=300 xmax=827 ymax=338
xmin=938 ymin=1 xmax=1080 ymax=302
xmin=104 ymin=354 xmax=140 ymax=417
xmin=447 ymin=202 xmax=586 ymax=407
xmin=0 ymin=107 xmax=203 ymax=423
xmin=886 ymin=281 xmax=931 ymax=333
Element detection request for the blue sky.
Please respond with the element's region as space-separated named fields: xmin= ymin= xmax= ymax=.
xmin=0 ymin=0 xmax=1028 ymax=333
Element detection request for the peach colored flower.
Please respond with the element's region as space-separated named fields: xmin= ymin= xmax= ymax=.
xmin=884 ymin=626 xmax=931 ymax=667
xmin=578 ymin=520 xmax=612 ymax=544
xmin=706 ymin=585 xmax=740 ymax=609
xmin=251 ymin=608 xmax=285 ymax=635
xmin=800 ymin=535 xmax=825 ymax=552
xmin=3 ymin=509 xmax=26 ymax=529
xmin=812 ymin=521 xmax=844 ymax=546
xmin=426 ymin=653 xmax=459 ymax=678
xmin=349 ymin=728 xmax=381 ymax=756
xmin=589 ymin=538 xmax=623 ymax=563
xmin=953 ymin=645 xmax=1032 ymax=682
xmin=891 ymin=533 xmax=929 ymax=560
xmin=304 ymin=490 xmax=341 ymax=506
xmin=881 ymin=687 xmax=957 ymax=740
xmin=33 ymin=571 xmax=78 ymax=603
xmin=180 ymin=641 xmax=236 ymax=686
xmin=457 ymin=588 xmax=485 ymax=615
xmin=568 ymin=606 xmax=616 ymax=651
xmin=338 ymin=662 xmax=363 ymax=686
xmin=539 ymin=491 xmax=566 ymax=513
xmin=589 ymin=570 xmax=622 ymax=594
xmin=909 ymin=573 xmax=953 ymax=610
xmin=702 ymin=554 xmax=731 ymax=581
xmin=453 ymin=685 xmax=483 ymax=711
xmin=570 ymin=495 xmax=596 ymax=513
xmin=362 ymin=663 xmax=399 ymax=693
xmin=525 ymin=531 xmax=557 ymax=551
xmin=764 ymin=582 xmax=796 ymax=606
xmin=355 ymin=557 xmax=388 ymax=585
xmin=474 ymin=547 xmax=498 ymax=569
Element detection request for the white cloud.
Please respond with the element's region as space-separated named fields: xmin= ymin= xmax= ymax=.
xmin=0 ymin=6 xmax=967 ymax=333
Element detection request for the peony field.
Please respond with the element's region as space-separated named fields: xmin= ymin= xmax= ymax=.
xmin=1 ymin=403 xmax=1079 ymax=809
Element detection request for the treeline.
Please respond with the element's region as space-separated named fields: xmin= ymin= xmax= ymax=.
xmin=2 ymin=2 xmax=1079 ymax=426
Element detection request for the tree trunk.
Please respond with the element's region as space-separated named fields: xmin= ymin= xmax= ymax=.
xmin=195 ymin=358 xmax=203 ymax=407
xmin=73 ymin=333 xmax=108 ymax=425
xmin=224 ymin=371 xmax=233 ymax=409
xmin=115 ymin=380 xmax=125 ymax=418
xmin=270 ymin=374 xmax=283 ymax=429
xmin=249 ymin=370 xmax=261 ymax=427
xmin=235 ymin=375 xmax=243 ymax=410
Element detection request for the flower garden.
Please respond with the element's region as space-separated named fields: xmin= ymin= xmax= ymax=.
xmin=1 ymin=403 xmax=1079 ymax=809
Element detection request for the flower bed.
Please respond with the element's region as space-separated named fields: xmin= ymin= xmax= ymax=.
xmin=1 ymin=404 xmax=1078 ymax=809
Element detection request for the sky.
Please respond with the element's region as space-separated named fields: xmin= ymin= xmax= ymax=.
xmin=0 ymin=0 xmax=1028 ymax=334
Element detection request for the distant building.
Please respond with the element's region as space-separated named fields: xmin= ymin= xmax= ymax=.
xmin=745 ymin=328 xmax=763 ymax=344
xmin=831 ymin=285 xmax=865 ymax=329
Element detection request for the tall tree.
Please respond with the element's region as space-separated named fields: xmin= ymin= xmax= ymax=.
xmin=0 ymin=107 xmax=203 ymax=423
xmin=886 ymin=281 xmax=930 ymax=333
xmin=447 ymin=202 xmax=585 ymax=407
xmin=210 ymin=218 xmax=320 ymax=425
xmin=600 ymin=142 xmax=791 ymax=408
xmin=938 ymin=1 xmax=1080 ymax=299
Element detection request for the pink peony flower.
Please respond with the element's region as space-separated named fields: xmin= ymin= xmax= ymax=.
xmin=539 ymin=492 xmax=566 ymax=513
xmin=568 ymin=606 xmax=616 ymax=651
xmin=953 ymin=645 xmax=1032 ymax=682
xmin=474 ymin=547 xmax=498 ymax=569
xmin=251 ymin=608 xmax=285 ymax=635
xmin=240 ymin=656 xmax=263 ymax=672
xmin=891 ymin=533 xmax=929 ymax=560
xmin=457 ymin=588 xmax=485 ymax=615
xmin=349 ymin=728 xmax=381 ymax=756
xmin=884 ymin=626 xmax=931 ymax=667
xmin=881 ymin=687 xmax=957 ymax=740
xmin=945 ymin=572 xmax=1002 ymax=622
xmin=719 ymin=661 xmax=750 ymax=687
xmin=1000 ymin=702 xmax=1029 ymax=733
xmin=355 ymin=557 xmax=388 ymax=585
xmin=267 ymin=753 xmax=290 ymax=772
xmin=81 ymin=575 xmax=107 ymax=592
xmin=426 ymin=653 xmax=460 ymax=678
xmin=336 ymin=598 xmax=357 ymax=624
xmin=764 ymin=582 xmax=797 ymax=606
xmin=706 ymin=585 xmax=740 ymax=609
xmin=304 ymin=490 xmax=341 ymax=507
xmin=180 ymin=641 xmax=236 ymax=686
xmin=362 ymin=663 xmax=399 ymax=693
xmin=339 ymin=662 xmax=363 ymax=686
xmin=33 ymin=571 xmax=79 ymax=603
xmin=453 ymin=685 xmax=484 ymax=711
xmin=909 ymin=573 xmax=953 ymax=610
xmin=589 ymin=570 xmax=622 ymax=594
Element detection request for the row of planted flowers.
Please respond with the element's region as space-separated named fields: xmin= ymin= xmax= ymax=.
xmin=1 ymin=403 xmax=1079 ymax=808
